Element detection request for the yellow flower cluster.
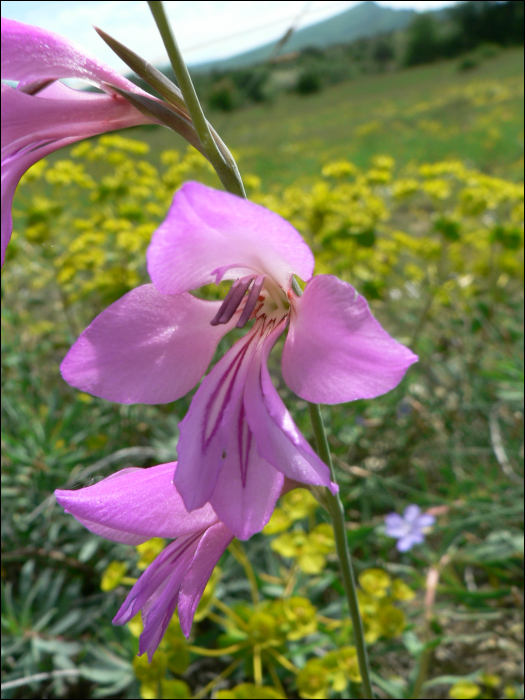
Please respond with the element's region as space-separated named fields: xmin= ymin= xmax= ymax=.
xmin=296 ymin=646 xmax=361 ymax=698
xmin=357 ymin=568 xmax=414 ymax=644
xmin=9 ymin=134 xmax=522 ymax=349
xmin=10 ymin=136 xmax=215 ymax=323
xmin=253 ymin=155 xmax=523 ymax=308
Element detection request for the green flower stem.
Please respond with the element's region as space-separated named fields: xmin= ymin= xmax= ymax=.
xmin=307 ymin=402 xmax=374 ymax=698
xmin=147 ymin=1 xmax=246 ymax=199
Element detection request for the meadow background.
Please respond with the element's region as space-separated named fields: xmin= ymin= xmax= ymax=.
xmin=1 ymin=31 xmax=524 ymax=700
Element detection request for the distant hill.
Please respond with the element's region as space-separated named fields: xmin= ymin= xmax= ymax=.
xmin=190 ymin=1 xmax=416 ymax=72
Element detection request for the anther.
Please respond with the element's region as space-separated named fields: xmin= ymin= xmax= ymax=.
xmin=210 ymin=275 xmax=255 ymax=326
xmin=236 ymin=275 xmax=265 ymax=328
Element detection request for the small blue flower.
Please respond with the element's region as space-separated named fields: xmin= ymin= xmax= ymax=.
xmin=385 ymin=505 xmax=435 ymax=552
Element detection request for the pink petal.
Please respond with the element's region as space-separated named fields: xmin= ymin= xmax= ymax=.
xmin=178 ymin=522 xmax=234 ymax=637
xmin=60 ymin=285 xmax=231 ymax=404
xmin=209 ymin=401 xmax=284 ymax=540
xmin=2 ymin=82 xmax=150 ymax=266
xmin=55 ymin=462 xmax=219 ymax=542
xmin=282 ymin=275 xmax=418 ymax=404
xmin=244 ymin=321 xmax=338 ymax=492
xmin=2 ymin=18 xmax=138 ymax=93
xmin=175 ymin=326 xmax=287 ymax=539
xmin=114 ymin=533 xmax=201 ymax=660
xmin=147 ymin=181 xmax=314 ymax=295
xmin=72 ymin=516 xmax=148 ymax=546
xmin=174 ymin=329 xmax=259 ymax=513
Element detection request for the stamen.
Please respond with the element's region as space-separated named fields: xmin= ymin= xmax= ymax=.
xmin=236 ymin=275 xmax=265 ymax=328
xmin=210 ymin=275 xmax=254 ymax=326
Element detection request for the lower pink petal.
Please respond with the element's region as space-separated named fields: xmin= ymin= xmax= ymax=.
xmin=61 ymin=285 xmax=230 ymax=404
xmin=245 ymin=322 xmax=337 ymax=492
xmin=282 ymin=275 xmax=418 ymax=404
xmin=210 ymin=403 xmax=284 ymax=539
xmin=178 ymin=522 xmax=234 ymax=637
xmin=113 ymin=534 xmax=201 ymax=660
xmin=174 ymin=329 xmax=259 ymax=512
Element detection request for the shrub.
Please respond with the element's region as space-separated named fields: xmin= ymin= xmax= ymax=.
xmin=208 ymin=78 xmax=238 ymax=112
xmin=296 ymin=70 xmax=322 ymax=95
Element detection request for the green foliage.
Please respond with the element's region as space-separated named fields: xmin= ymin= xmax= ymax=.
xmin=295 ymin=71 xmax=322 ymax=96
xmin=405 ymin=13 xmax=442 ymax=67
xmin=209 ymin=78 xmax=239 ymax=112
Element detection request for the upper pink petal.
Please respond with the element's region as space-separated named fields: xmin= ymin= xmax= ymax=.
xmin=147 ymin=181 xmax=314 ymax=295
xmin=60 ymin=285 xmax=231 ymax=404
xmin=55 ymin=462 xmax=219 ymax=542
xmin=1 ymin=18 xmax=138 ymax=93
xmin=244 ymin=321 xmax=338 ymax=493
xmin=1 ymin=82 xmax=151 ymax=266
xmin=282 ymin=275 xmax=418 ymax=404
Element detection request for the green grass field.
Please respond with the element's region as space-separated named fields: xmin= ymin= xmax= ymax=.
xmin=2 ymin=48 xmax=524 ymax=699
xmin=130 ymin=47 xmax=524 ymax=186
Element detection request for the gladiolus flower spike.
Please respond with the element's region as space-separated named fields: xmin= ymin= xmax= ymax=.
xmin=61 ymin=182 xmax=418 ymax=541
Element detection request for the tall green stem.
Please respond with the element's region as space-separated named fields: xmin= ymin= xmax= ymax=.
xmin=147 ymin=1 xmax=246 ymax=198
xmin=308 ymin=403 xmax=374 ymax=698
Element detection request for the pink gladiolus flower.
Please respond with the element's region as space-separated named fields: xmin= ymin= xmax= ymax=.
xmin=55 ymin=462 xmax=234 ymax=660
xmin=61 ymin=182 xmax=417 ymax=539
xmin=1 ymin=18 xmax=155 ymax=266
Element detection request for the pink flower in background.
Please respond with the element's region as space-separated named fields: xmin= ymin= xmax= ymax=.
xmin=1 ymin=18 xmax=155 ymax=266
xmin=385 ymin=505 xmax=436 ymax=551
xmin=61 ymin=182 xmax=417 ymax=540
xmin=55 ymin=462 xmax=234 ymax=660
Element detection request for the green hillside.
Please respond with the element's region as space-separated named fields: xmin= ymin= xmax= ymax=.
xmin=190 ymin=1 xmax=415 ymax=72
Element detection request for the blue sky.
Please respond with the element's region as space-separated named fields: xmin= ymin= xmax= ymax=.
xmin=2 ymin=1 xmax=458 ymax=69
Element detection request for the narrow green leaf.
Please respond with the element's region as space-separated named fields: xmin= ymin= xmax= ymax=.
xmin=94 ymin=26 xmax=187 ymax=112
xmin=100 ymin=82 xmax=208 ymax=158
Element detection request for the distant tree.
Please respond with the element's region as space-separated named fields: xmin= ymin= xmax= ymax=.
xmin=373 ymin=39 xmax=395 ymax=65
xmin=449 ymin=1 xmax=524 ymax=48
xmin=352 ymin=37 xmax=370 ymax=62
xmin=404 ymin=13 xmax=442 ymax=66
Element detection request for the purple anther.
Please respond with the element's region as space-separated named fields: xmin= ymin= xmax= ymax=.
xmin=236 ymin=275 xmax=265 ymax=329
xmin=210 ymin=275 xmax=255 ymax=326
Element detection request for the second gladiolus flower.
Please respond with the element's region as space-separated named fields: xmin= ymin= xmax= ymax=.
xmin=55 ymin=462 xmax=234 ymax=659
xmin=61 ymin=182 xmax=417 ymax=539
